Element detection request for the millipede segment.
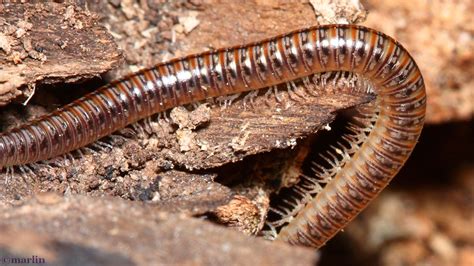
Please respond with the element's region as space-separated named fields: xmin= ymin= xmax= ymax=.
xmin=0 ymin=25 xmax=425 ymax=248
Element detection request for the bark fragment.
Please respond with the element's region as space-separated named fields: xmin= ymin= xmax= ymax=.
xmin=0 ymin=3 xmax=122 ymax=106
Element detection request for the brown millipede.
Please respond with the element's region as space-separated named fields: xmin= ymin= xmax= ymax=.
xmin=0 ymin=24 xmax=426 ymax=248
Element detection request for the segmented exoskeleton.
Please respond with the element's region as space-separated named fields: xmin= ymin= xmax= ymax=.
xmin=0 ymin=25 xmax=426 ymax=248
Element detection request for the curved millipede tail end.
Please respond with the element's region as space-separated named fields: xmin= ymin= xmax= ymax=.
xmin=272 ymin=25 xmax=426 ymax=248
xmin=0 ymin=23 xmax=425 ymax=249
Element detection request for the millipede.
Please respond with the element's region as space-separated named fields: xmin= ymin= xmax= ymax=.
xmin=0 ymin=24 xmax=426 ymax=248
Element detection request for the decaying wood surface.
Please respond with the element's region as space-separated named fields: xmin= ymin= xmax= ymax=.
xmin=0 ymin=195 xmax=319 ymax=265
xmin=0 ymin=2 xmax=367 ymax=264
xmin=0 ymin=3 xmax=122 ymax=106
xmin=1 ymin=1 xmax=472 ymax=265
xmin=0 ymin=1 xmax=371 ymax=207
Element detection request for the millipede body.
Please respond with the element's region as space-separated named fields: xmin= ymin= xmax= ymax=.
xmin=0 ymin=24 xmax=426 ymax=248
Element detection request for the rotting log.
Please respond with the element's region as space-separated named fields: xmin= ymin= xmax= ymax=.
xmin=0 ymin=3 xmax=122 ymax=106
